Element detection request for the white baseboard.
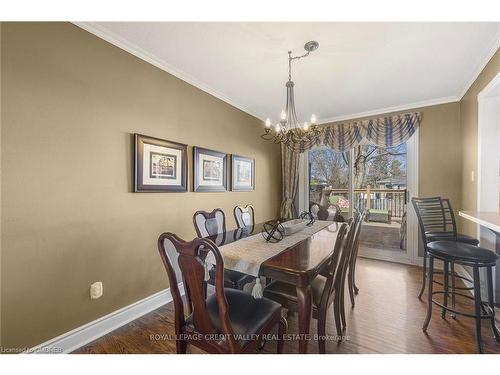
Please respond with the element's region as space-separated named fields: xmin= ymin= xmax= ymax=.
xmin=358 ymin=249 xmax=416 ymax=266
xmin=25 ymin=283 xmax=184 ymax=354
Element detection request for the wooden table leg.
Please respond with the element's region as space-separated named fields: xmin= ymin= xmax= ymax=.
xmin=296 ymin=285 xmax=312 ymax=354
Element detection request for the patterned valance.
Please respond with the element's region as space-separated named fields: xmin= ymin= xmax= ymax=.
xmin=282 ymin=112 xmax=421 ymax=153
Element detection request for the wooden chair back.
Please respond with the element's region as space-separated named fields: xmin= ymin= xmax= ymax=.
xmin=317 ymin=220 xmax=350 ymax=307
xmin=193 ymin=208 xmax=226 ymax=237
xmin=348 ymin=210 xmax=365 ymax=270
xmin=310 ymin=202 xmax=330 ymax=220
xmin=310 ymin=203 xmax=320 ymax=219
xmin=320 ymin=213 xmax=361 ymax=303
xmin=157 ymin=232 xmax=239 ymax=352
xmin=234 ymin=205 xmax=255 ymax=229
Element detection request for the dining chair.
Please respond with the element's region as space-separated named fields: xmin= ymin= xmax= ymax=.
xmin=263 ymin=219 xmax=356 ymax=353
xmin=310 ymin=202 xmax=339 ymax=221
xmin=193 ymin=208 xmax=227 ymax=239
xmin=411 ymin=197 xmax=478 ymax=300
xmin=335 ymin=213 xmax=363 ymax=331
xmin=316 ymin=213 xmax=363 ymax=333
xmin=310 ymin=202 xmax=328 ymax=220
xmin=233 ymin=204 xmax=255 ymax=229
xmin=193 ymin=208 xmax=254 ymax=290
xmin=157 ymin=232 xmax=287 ymax=354
xmin=347 ymin=210 xmax=366 ymax=308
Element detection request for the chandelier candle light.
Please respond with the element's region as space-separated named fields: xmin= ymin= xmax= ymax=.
xmin=261 ymin=41 xmax=321 ymax=147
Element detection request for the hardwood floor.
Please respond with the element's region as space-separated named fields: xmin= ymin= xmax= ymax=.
xmin=74 ymin=258 xmax=500 ymax=354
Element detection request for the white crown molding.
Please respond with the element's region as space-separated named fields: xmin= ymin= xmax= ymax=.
xmin=73 ymin=22 xmax=498 ymax=125
xmin=25 ymin=283 xmax=184 ymax=354
xmin=458 ymin=27 xmax=500 ymax=100
xmin=72 ymin=22 xmax=264 ymax=121
xmin=315 ymin=95 xmax=459 ymax=125
xmin=477 ymin=71 xmax=500 ymax=100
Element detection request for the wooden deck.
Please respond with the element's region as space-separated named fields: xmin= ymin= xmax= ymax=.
xmin=359 ymin=221 xmax=403 ymax=252
xmin=74 ymin=258 xmax=500 ymax=354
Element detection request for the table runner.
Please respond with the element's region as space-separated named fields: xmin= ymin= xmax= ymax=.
xmin=205 ymin=220 xmax=334 ymax=297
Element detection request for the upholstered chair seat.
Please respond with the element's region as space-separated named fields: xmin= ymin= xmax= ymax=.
xmin=427 ymin=240 xmax=498 ymax=263
xmin=204 ymin=289 xmax=282 ymax=348
xmin=209 ymin=267 xmax=254 ymax=287
xmin=425 ymin=232 xmax=479 ymax=246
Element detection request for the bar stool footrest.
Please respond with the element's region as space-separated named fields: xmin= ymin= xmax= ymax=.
xmin=431 ymin=291 xmax=495 ymax=319
xmin=427 ymin=270 xmax=474 ymax=291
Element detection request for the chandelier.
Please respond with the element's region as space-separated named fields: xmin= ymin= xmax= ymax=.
xmin=261 ymin=41 xmax=320 ymax=145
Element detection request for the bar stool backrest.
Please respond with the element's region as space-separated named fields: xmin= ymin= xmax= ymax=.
xmin=411 ymin=196 xmax=447 ymax=245
xmin=440 ymin=198 xmax=459 ymax=237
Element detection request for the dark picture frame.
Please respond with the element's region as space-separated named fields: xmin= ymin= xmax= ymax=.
xmin=134 ymin=133 xmax=188 ymax=192
xmin=231 ymin=155 xmax=255 ymax=191
xmin=193 ymin=147 xmax=228 ymax=192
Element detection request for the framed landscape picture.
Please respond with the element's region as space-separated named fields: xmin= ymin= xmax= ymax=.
xmin=193 ymin=147 xmax=228 ymax=192
xmin=231 ymin=155 xmax=255 ymax=191
xmin=134 ymin=134 xmax=188 ymax=192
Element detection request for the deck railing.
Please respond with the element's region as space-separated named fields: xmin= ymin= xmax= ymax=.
xmin=311 ymin=186 xmax=407 ymax=218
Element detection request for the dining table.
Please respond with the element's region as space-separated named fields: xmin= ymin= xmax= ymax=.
xmin=203 ymin=220 xmax=342 ymax=354
xmin=459 ymin=210 xmax=500 ymax=254
xmin=459 ymin=211 xmax=500 ymax=304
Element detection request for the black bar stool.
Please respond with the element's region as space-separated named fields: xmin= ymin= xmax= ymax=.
xmin=423 ymin=240 xmax=499 ymax=353
xmin=412 ymin=197 xmax=479 ymax=302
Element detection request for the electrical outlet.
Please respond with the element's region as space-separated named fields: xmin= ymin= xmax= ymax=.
xmin=90 ymin=281 xmax=103 ymax=300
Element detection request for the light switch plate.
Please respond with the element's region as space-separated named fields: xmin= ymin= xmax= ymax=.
xmin=90 ymin=281 xmax=103 ymax=299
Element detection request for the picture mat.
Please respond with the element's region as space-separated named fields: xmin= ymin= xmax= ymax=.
xmin=234 ymin=159 xmax=253 ymax=187
xmin=198 ymin=153 xmax=224 ymax=186
xmin=142 ymin=143 xmax=182 ymax=185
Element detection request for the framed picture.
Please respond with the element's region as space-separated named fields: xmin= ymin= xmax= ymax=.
xmin=193 ymin=147 xmax=228 ymax=192
xmin=134 ymin=133 xmax=188 ymax=192
xmin=231 ymin=155 xmax=255 ymax=191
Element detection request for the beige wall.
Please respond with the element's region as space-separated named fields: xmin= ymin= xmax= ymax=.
xmin=321 ymin=102 xmax=462 ymax=209
xmin=0 ymin=23 xmax=281 ymax=348
xmin=417 ymin=102 xmax=462 ymax=206
xmin=459 ymin=49 xmax=500 ymax=236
